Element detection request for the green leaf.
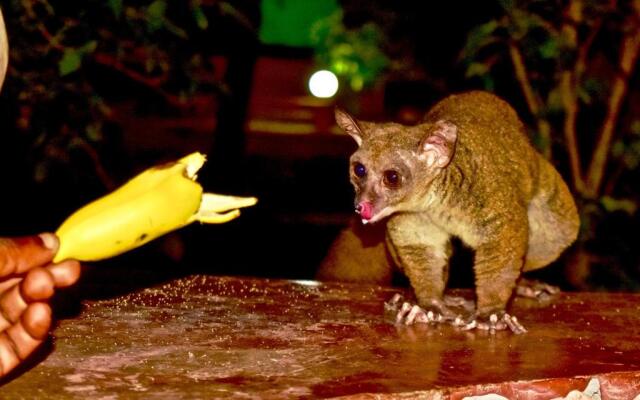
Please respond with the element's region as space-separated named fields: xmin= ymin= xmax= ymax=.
xmin=350 ymin=75 xmax=364 ymax=92
xmin=546 ymin=88 xmax=563 ymax=113
xmin=600 ymin=196 xmax=638 ymax=215
xmin=622 ymin=139 xmax=640 ymax=169
xmin=577 ymin=86 xmax=593 ymax=105
xmin=219 ymin=3 xmax=254 ymax=31
xmin=465 ymin=62 xmax=490 ymax=78
xmin=462 ymin=20 xmax=500 ymax=61
xmin=623 ymin=151 xmax=640 ymax=169
xmin=631 ymin=120 xmax=640 ymax=136
xmin=509 ymin=9 xmax=534 ymax=40
xmin=59 ymin=49 xmax=82 ymax=76
xmin=107 ymin=0 xmax=123 ymax=18
xmin=58 ymin=42 xmax=96 ymax=76
xmin=193 ymin=6 xmax=209 ymax=30
xmin=86 ymin=123 xmax=103 ymax=142
xmin=80 ymin=40 xmax=98 ymax=54
xmin=148 ymin=0 xmax=167 ymax=18
xmin=497 ymin=0 xmax=515 ymax=12
xmin=531 ymin=129 xmax=550 ymax=151
xmin=481 ymin=75 xmax=495 ymax=91
xmin=538 ymin=38 xmax=559 ymax=59
xmin=611 ymin=140 xmax=625 ymax=158
xmin=146 ymin=0 xmax=167 ymax=31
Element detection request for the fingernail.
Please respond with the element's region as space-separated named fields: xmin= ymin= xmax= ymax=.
xmin=38 ymin=233 xmax=58 ymax=251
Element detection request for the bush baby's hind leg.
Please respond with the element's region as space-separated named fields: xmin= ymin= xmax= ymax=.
xmin=524 ymin=159 xmax=580 ymax=272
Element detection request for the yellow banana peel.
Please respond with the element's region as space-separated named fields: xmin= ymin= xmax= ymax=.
xmin=53 ymin=152 xmax=257 ymax=263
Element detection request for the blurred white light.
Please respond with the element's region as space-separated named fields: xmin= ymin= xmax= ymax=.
xmin=308 ymin=70 xmax=339 ymax=98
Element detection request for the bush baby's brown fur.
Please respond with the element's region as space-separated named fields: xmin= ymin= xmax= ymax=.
xmin=332 ymin=91 xmax=579 ymax=319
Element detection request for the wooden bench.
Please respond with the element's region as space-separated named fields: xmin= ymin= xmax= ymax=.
xmin=2 ymin=275 xmax=639 ymax=398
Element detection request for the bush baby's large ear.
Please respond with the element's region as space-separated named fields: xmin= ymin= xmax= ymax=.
xmin=419 ymin=120 xmax=458 ymax=169
xmin=335 ymin=107 xmax=364 ymax=146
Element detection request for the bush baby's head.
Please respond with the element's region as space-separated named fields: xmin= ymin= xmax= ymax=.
xmin=335 ymin=108 xmax=458 ymax=224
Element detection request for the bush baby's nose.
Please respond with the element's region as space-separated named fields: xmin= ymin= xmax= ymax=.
xmin=355 ymin=201 xmax=373 ymax=220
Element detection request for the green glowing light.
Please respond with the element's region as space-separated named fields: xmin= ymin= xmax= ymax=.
xmin=260 ymin=0 xmax=339 ymax=48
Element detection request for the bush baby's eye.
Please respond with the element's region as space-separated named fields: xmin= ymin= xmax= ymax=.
xmin=353 ymin=163 xmax=367 ymax=178
xmin=383 ymin=170 xmax=401 ymax=187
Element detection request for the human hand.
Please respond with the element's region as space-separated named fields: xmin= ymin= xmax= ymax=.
xmin=0 ymin=234 xmax=80 ymax=377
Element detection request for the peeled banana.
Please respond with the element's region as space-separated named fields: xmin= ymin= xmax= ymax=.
xmin=53 ymin=152 xmax=257 ymax=263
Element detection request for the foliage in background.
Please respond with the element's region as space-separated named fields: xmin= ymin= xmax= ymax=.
xmin=3 ymin=0 xmax=639 ymax=288
xmin=2 ymin=0 xmax=240 ymax=193
xmin=460 ymin=0 xmax=640 ymax=289
xmin=310 ymin=1 xmax=494 ymax=115
xmin=311 ymin=10 xmax=389 ymax=92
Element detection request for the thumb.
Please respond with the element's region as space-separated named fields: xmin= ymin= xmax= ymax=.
xmin=0 ymin=233 xmax=59 ymax=277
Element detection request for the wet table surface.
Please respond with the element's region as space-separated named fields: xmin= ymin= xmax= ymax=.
xmin=2 ymin=275 xmax=640 ymax=399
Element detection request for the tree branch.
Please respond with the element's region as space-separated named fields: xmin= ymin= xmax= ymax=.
xmin=507 ymin=42 xmax=553 ymax=159
xmin=559 ymin=72 xmax=584 ymax=193
xmin=603 ymin=157 xmax=626 ymax=196
xmin=72 ymin=135 xmax=116 ymax=191
xmin=558 ymin=0 xmax=586 ymax=194
xmin=92 ymin=52 xmax=187 ymax=109
xmin=585 ymin=0 xmax=640 ymax=197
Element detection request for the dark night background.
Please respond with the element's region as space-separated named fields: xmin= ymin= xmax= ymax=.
xmin=0 ymin=0 xmax=638 ymax=299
